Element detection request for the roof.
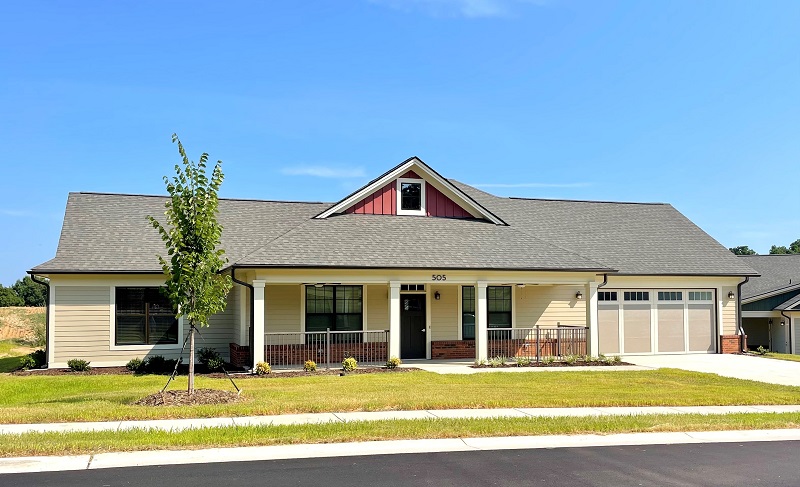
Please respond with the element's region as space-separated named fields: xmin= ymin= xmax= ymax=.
xmin=30 ymin=164 xmax=759 ymax=276
xmin=738 ymin=255 xmax=800 ymax=301
xmin=775 ymin=293 xmax=800 ymax=311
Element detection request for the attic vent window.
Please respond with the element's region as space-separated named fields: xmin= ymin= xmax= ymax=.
xmin=397 ymin=178 xmax=426 ymax=216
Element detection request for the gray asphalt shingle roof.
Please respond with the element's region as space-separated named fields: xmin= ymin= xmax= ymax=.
xmin=31 ymin=178 xmax=758 ymax=277
xmin=738 ymin=255 xmax=800 ymax=300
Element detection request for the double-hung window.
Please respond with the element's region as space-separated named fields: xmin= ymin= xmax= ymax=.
xmin=305 ymin=285 xmax=363 ymax=333
xmin=115 ymin=287 xmax=178 ymax=345
xmin=461 ymin=285 xmax=512 ymax=339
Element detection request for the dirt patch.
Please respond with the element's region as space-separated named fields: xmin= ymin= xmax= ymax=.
xmin=472 ymin=360 xmax=632 ymax=368
xmin=0 ymin=307 xmax=45 ymax=342
xmin=135 ymin=389 xmax=242 ymax=406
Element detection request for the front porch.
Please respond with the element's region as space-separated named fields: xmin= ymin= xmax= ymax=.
xmin=227 ymin=270 xmax=602 ymax=369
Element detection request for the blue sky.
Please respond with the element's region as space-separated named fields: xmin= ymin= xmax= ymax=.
xmin=1 ymin=0 xmax=799 ymax=285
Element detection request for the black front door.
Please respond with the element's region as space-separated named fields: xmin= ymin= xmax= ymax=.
xmin=401 ymin=294 xmax=426 ymax=359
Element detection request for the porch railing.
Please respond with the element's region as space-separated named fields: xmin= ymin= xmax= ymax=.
xmin=264 ymin=329 xmax=390 ymax=369
xmin=487 ymin=325 xmax=588 ymax=361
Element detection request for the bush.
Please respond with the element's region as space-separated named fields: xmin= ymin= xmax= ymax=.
xmin=385 ymin=357 xmax=402 ymax=369
xmin=67 ymin=359 xmax=91 ymax=372
xmin=144 ymin=355 xmax=178 ymax=374
xmin=564 ymin=354 xmax=578 ymax=365
xmin=19 ymin=349 xmax=45 ymax=370
xmin=489 ymin=356 xmax=507 ymax=368
xmin=342 ymin=357 xmax=358 ymax=372
xmin=255 ymin=361 xmax=271 ymax=375
xmin=126 ymin=357 xmax=144 ymax=372
xmin=474 ymin=358 xmax=488 ymax=366
xmin=207 ymin=357 xmax=224 ymax=371
xmin=304 ymin=360 xmax=317 ymax=372
xmin=198 ymin=347 xmax=221 ymax=365
xmin=541 ymin=356 xmax=555 ymax=365
xmin=513 ymin=356 xmax=531 ymax=367
xmin=756 ymin=345 xmax=769 ymax=355
xmin=613 ymin=355 xmax=622 ymax=364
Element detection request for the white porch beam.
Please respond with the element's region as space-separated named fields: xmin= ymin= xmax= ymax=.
xmin=389 ymin=281 xmax=401 ymax=359
xmin=252 ymin=280 xmax=266 ymax=367
xmin=475 ymin=281 xmax=488 ymax=361
xmin=586 ymin=281 xmax=599 ymax=357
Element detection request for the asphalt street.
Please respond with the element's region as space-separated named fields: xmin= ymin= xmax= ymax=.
xmin=3 ymin=440 xmax=798 ymax=487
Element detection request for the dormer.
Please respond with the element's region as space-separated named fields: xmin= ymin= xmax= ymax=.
xmin=314 ymin=157 xmax=506 ymax=225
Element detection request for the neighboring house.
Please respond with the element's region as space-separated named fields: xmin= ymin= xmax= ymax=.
xmin=739 ymin=255 xmax=800 ymax=354
xmin=30 ymin=157 xmax=758 ymax=369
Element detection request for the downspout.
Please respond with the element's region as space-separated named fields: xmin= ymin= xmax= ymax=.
xmin=737 ymin=277 xmax=749 ymax=352
xmin=230 ymin=266 xmax=255 ymax=367
xmin=597 ymin=273 xmax=608 ymax=289
xmin=29 ymin=274 xmax=50 ymax=368
xmin=780 ymin=310 xmax=792 ymax=354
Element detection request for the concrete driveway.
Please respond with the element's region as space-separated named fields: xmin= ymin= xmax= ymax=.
xmin=625 ymin=354 xmax=800 ymax=387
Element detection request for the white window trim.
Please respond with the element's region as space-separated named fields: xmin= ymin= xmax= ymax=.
xmin=109 ymin=286 xmax=184 ymax=351
xmin=397 ymin=178 xmax=426 ymax=216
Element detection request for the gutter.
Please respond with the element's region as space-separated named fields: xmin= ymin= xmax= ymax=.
xmin=597 ymin=273 xmax=608 ymax=289
xmin=230 ymin=266 xmax=255 ymax=367
xmin=737 ymin=277 xmax=749 ymax=352
xmin=28 ymin=274 xmax=50 ymax=368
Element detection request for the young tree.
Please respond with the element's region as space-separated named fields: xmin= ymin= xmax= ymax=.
xmin=12 ymin=276 xmax=47 ymax=307
xmin=729 ymin=246 xmax=757 ymax=255
xmin=148 ymin=134 xmax=232 ymax=394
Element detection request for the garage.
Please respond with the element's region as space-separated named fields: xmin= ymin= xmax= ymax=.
xmin=598 ymin=289 xmax=717 ymax=355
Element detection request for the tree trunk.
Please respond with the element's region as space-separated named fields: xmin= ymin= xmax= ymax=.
xmin=188 ymin=324 xmax=195 ymax=394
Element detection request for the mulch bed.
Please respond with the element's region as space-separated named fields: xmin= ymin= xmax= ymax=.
xmin=134 ymin=389 xmax=242 ymax=406
xmin=227 ymin=367 xmax=420 ymax=379
xmin=13 ymin=366 xmax=133 ymax=376
xmin=472 ymin=360 xmax=632 ymax=368
xmin=14 ymin=366 xmax=420 ymax=378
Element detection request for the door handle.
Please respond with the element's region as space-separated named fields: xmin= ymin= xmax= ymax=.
xmin=421 ymin=329 xmax=426 ymax=332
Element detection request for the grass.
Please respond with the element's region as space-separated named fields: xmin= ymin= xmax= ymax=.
xmin=0 ymin=340 xmax=34 ymax=374
xmin=1 ymin=412 xmax=798 ymax=457
xmin=1 ymin=369 xmax=799 ymax=424
xmin=763 ymin=352 xmax=800 ymax=363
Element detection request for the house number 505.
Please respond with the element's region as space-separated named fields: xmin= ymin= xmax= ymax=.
xmin=432 ymin=274 xmax=447 ymax=281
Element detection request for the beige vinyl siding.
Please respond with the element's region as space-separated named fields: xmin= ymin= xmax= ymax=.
xmin=721 ymin=286 xmax=737 ymax=335
xmin=430 ymin=285 xmax=458 ymax=341
xmin=515 ymin=285 xmax=586 ymax=327
xmin=53 ymin=286 xmax=111 ymax=363
xmin=201 ymin=289 xmax=237 ymax=357
xmin=265 ymin=285 xmax=301 ymax=333
xmin=366 ymin=285 xmax=388 ymax=331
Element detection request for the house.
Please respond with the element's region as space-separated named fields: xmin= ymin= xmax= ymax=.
xmin=29 ymin=157 xmax=758 ymax=369
xmin=739 ymin=255 xmax=800 ymax=354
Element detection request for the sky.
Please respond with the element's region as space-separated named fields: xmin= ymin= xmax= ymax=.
xmin=1 ymin=0 xmax=799 ymax=285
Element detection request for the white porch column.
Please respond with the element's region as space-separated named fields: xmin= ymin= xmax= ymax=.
xmin=237 ymin=285 xmax=249 ymax=345
xmin=252 ymin=280 xmax=266 ymax=367
xmin=475 ymin=281 xmax=488 ymax=361
xmin=586 ymin=281 xmax=599 ymax=357
xmin=389 ymin=281 xmax=401 ymax=359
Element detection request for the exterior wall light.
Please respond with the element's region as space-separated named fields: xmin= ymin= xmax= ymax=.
xmin=434 ymin=291 xmax=441 ymax=300
xmin=727 ymin=291 xmax=735 ymax=299
xmin=575 ymin=291 xmax=583 ymax=300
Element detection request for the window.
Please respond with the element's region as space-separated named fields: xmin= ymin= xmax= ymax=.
xmin=115 ymin=287 xmax=178 ymax=345
xmin=462 ymin=286 xmax=475 ymax=339
xmin=658 ymin=291 xmax=683 ymax=301
xmin=305 ymin=285 xmax=363 ymax=332
xmin=397 ymin=178 xmax=425 ymax=215
xmin=401 ymin=284 xmax=425 ymax=291
xmin=624 ymin=291 xmax=650 ymax=301
xmin=598 ymin=291 xmax=618 ymax=301
xmin=689 ymin=291 xmax=713 ymax=301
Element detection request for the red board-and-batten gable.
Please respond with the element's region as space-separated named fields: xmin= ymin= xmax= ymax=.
xmin=344 ymin=170 xmax=473 ymax=218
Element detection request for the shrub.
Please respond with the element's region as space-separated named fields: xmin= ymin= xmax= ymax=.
xmin=126 ymin=358 xmax=144 ymax=372
xmin=564 ymin=354 xmax=578 ymax=365
xmin=489 ymin=356 xmax=507 ymax=368
xmin=385 ymin=357 xmax=402 ymax=369
xmin=474 ymin=358 xmax=488 ymax=367
xmin=198 ymin=347 xmax=221 ymax=365
xmin=19 ymin=349 xmax=46 ymax=370
xmin=207 ymin=357 xmax=224 ymax=371
xmin=303 ymin=360 xmax=317 ymax=372
xmin=255 ymin=361 xmax=271 ymax=375
xmin=756 ymin=345 xmax=769 ymax=355
xmin=342 ymin=357 xmax=358 ymax=372
xmin=613 ymin=355 xmax=622 ymax=364
xmin=144 ymin=355 xmax=178 ymax=374
xmin=67 ymin=359 xmax=91 ymax=372
xmin=541 ymin=356 xmax=555 ymax=365
xmin=513 ymin=356 xmax=531 ymax=367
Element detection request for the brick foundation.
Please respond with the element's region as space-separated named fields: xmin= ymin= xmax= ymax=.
xmin=720 ymin=335 xmax=745 ymax=354
xmin=229 ymin=343 xmax=251 ymax=368
xmin=264 ymin=342 xmax=387 ymax=366
xmin=432 ymin=340 xmax=476 ymax=359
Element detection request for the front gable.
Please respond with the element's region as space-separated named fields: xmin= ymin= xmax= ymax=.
xmin=315 ymin=157 xmax=506 ymax=225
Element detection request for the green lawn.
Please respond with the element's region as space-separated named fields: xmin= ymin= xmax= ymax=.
xmin=1 ymin=412 xmax=799 ymax=457
xmin=763 ymin=352 xmax=800 ymax=363
xmin=0 ymin=340 xmax=33 ymax=374
xmin=1 ymin=369 xmax=799 ymax=424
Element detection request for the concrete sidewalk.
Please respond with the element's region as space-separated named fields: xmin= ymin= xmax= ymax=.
xmin=2 ymin=428 xmax=800 ymax=474
xmin=2 ymin=404 xmax=800 ymax=435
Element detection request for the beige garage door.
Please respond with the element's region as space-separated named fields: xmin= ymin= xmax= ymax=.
xmin=687 ymin=304 xmax=715 ymax=352
xmin=598 ymin=306 xmax=620 ymax=354
xmin=623 ymin=305 xmax=652 ymax=353
xmin=657 ymin=304 xmax=685 ymax=352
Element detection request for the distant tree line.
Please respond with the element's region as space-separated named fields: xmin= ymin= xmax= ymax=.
xmin=0 ymin=276 xmax=47 ymax=307
xmin=730 ymin=239 xmax=800 ymax=256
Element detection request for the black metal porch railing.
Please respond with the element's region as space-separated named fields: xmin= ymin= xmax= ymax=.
xmin=487 ymin=325 xmax=588 ymax=361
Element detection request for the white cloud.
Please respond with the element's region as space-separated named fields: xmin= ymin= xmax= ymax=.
xmin=471 ymin=182 xmax=592 ymax=188
xmin=281 ymin=165 xmax=367 ymax=179
xmin=368 ymin=0 xmax=546 ymax=18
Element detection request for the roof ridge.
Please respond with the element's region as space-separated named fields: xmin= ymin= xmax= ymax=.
xmin=72 ymin=191 xmax=331 ymax=205
xmin=227 ymin=217 xmax=318 ymax=268
xmin=507 ymin=196 xmax=667 ymax=206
